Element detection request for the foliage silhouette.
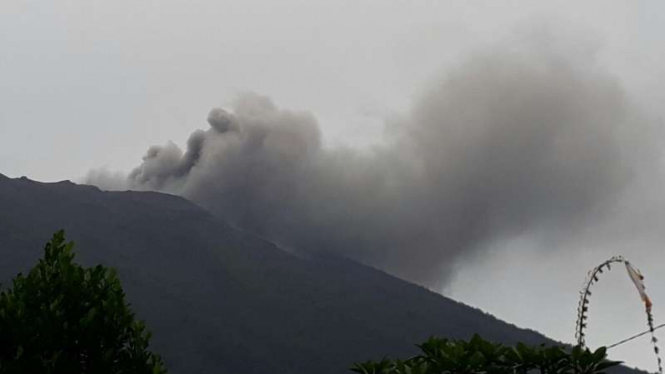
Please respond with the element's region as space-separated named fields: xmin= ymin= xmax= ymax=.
xmin=352 ymin=334 xmax=621 ymax=374
xmin=0 ymin=230 xmax=167 ymax=374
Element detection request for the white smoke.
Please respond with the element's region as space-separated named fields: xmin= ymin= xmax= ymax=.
xmin=87 ymin=37 xmax=662 ymax=289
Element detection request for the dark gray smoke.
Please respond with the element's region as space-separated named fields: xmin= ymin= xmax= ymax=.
xmin=87 ymin=42 xmax=659 ymax=289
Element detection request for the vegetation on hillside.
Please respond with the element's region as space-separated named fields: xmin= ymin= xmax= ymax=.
xmin=0 ymin=230 xmax=166 ymax=373
xmin=2 ymin=177 xmax=613 ymax=374
xmin=352 ymin=334 xmax=620 ymax=374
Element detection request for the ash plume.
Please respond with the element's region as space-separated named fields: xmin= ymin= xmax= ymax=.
xmin=87 ymin=40 xmax=660 ymax=289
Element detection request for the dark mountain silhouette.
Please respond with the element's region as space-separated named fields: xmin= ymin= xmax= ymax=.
xmin=0 ymin=174 xmax=643 ymax=374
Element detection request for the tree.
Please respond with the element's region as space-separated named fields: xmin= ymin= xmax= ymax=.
xmin=351 ymin=334 xmax=621 ymax=374
xmin=0 ymin=230 xmax=167 ymax=373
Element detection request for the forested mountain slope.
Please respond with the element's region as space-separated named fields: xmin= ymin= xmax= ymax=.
xmin=0 ymin=174 xmax=641 ymax=374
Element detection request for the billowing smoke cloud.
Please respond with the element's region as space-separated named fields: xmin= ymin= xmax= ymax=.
xmin=87 ymin=40 xmax=661 ymax=289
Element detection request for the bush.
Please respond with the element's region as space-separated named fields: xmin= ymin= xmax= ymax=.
xmin=352 ymin=334 xmax=620 ymax=374
xmin=0 ymin=230 xmax=167 ymax=373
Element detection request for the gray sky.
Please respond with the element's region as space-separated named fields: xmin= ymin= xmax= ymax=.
xmin=3 ymin=0 xmax=665 ymax=370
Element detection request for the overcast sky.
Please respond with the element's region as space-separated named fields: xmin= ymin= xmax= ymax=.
xmin=3 ymin=0 xmax=665 ymax=370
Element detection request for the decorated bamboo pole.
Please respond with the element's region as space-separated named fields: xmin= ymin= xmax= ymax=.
xmin=575 ymin=256 xmax=662 ymax=374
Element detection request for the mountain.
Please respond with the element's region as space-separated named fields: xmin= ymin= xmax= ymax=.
xmin=0 ymin=174 xmax=642 ymax=374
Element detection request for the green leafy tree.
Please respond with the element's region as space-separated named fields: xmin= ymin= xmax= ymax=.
xmin=352 ymin=334 xmax=620 ymax=374
xmin=0 ymin=230 xmax=167 ymax=374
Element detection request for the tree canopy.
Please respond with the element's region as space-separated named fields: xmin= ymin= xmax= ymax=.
xmin=352 ymin=334 xmax=621 ymax=374
xmin=0 ymin=230 xmax=167 ymax=373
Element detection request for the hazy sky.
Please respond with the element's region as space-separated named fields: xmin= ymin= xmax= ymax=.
xmin=3 ymin=0 xmax=665 ymax=370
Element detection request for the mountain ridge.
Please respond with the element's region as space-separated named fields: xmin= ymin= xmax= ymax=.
xmin=0 ymin=175 xmax=643 ymax=374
